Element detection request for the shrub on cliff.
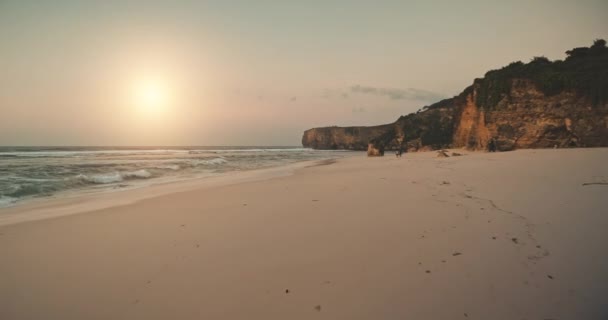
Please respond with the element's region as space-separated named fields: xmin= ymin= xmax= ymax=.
xmin=475 ymin=39 xmax=608 ymax=109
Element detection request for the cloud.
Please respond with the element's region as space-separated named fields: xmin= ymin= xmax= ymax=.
xmin=350 ymin=85 xmax=444 ymax=102
xmin=321 ymin=89 xmax=350 ymax=100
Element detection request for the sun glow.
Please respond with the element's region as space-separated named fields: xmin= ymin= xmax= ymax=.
xmin=133 ymin=78 xmax=170 ymax=113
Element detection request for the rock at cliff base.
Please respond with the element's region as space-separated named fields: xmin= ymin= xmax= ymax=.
xmin=452 ymin=152 xmax=463 ymax=156
xmin=367 ymin=143 xmax=384 ymax=156
xmin=437 ymin=151 xmax=450 ymax=158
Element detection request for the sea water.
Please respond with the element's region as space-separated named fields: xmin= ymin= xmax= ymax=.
xmin=0 ymin=146 xmax=351 ymax=207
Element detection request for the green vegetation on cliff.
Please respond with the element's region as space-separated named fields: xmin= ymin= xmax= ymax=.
xmin=476 ymin=39 xmax=608 ymax=109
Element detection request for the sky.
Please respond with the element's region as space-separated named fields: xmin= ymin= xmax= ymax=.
xmin=0 ymin=0 xmax=607 ymax=146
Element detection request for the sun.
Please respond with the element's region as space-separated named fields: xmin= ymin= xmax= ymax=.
xmin=133 ymin=78 xmax=170 ymax=113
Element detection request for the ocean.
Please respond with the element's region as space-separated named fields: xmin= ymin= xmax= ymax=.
xmin=0 ymin=146 xmax=351 ymax=208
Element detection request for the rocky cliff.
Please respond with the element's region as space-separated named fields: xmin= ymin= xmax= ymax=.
xmin=302 ymin=40 xmax=608 ymax=153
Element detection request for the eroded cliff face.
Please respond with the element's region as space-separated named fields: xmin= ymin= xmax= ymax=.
xmin=302 ymin=80 xmax=608 ymax=152
xmin=301 ymin=124 xmax=394 ymax=150
xmin=453 ymin=79 xmax=608 ymax=150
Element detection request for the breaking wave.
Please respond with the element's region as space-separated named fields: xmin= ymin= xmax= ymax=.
xmin=0 ymin=196 xmax=18 ymax=207
xmin=155 ymin=164 xmax=181 ymax=170
xmin=193 ymin=158 xmax=228 ymax=166
xmin=76 ymin=170 xmax=152 ymax=184
xmin=0 ymin=146 xmax=347 ymax=208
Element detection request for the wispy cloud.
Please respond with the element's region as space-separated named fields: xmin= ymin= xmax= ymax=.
xmin=350 ymin=85 xmax=444 ymax=102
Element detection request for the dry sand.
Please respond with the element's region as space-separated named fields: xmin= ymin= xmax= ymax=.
xmin=1 ymin=148 xmax=607 ymax=319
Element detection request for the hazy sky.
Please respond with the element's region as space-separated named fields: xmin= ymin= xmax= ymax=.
xmin=1 ymin=0 xmax=606 ymax=146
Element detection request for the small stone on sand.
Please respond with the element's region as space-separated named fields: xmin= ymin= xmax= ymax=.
xmin=314 ymin=305 xmax=322 ymax=312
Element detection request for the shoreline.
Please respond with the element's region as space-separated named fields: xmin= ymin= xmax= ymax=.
xmin=0 ymin=155 xmax=358 ymax=227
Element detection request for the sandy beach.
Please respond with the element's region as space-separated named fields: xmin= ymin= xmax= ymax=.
xmin=1 ymin=148 xmax=607 ymax=319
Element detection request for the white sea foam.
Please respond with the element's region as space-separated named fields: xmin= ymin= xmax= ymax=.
xmin=77 ymin=172 xmax=124 ymax=184
xmin=0 ymin=147 xmax=347 ymax=207
xmin=193 ymin=158 xmax=228 ymax=166
xmin=122 ymin=170 xmax=152 ymax=179
xmin=0 ymin=196 xmax=18 ymax=207
xmin=76 ymin=170 xmax=152 ymax=184
xmin=155 ymin=165 xmax=181 ymax=170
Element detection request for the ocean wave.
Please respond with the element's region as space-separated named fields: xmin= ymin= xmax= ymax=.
xmin=193 ymin=158 xmax=228 ymax=166
xmin=76 ymin=170 xmax=152 ymax=184
xmin=122 ymin=169 xmax=152 ymax=179
xmin=0 ymin=149 xmax=179 ymax=158
xmin=77 ymin=172 xmax=123 ymax=184
xmin=155 ymin=164 xmax=181 ymax=170
xmin=0 ymin=196 xmax=18 ymax=207
xmin=210 ymin=148 xmax=310 ymax=153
